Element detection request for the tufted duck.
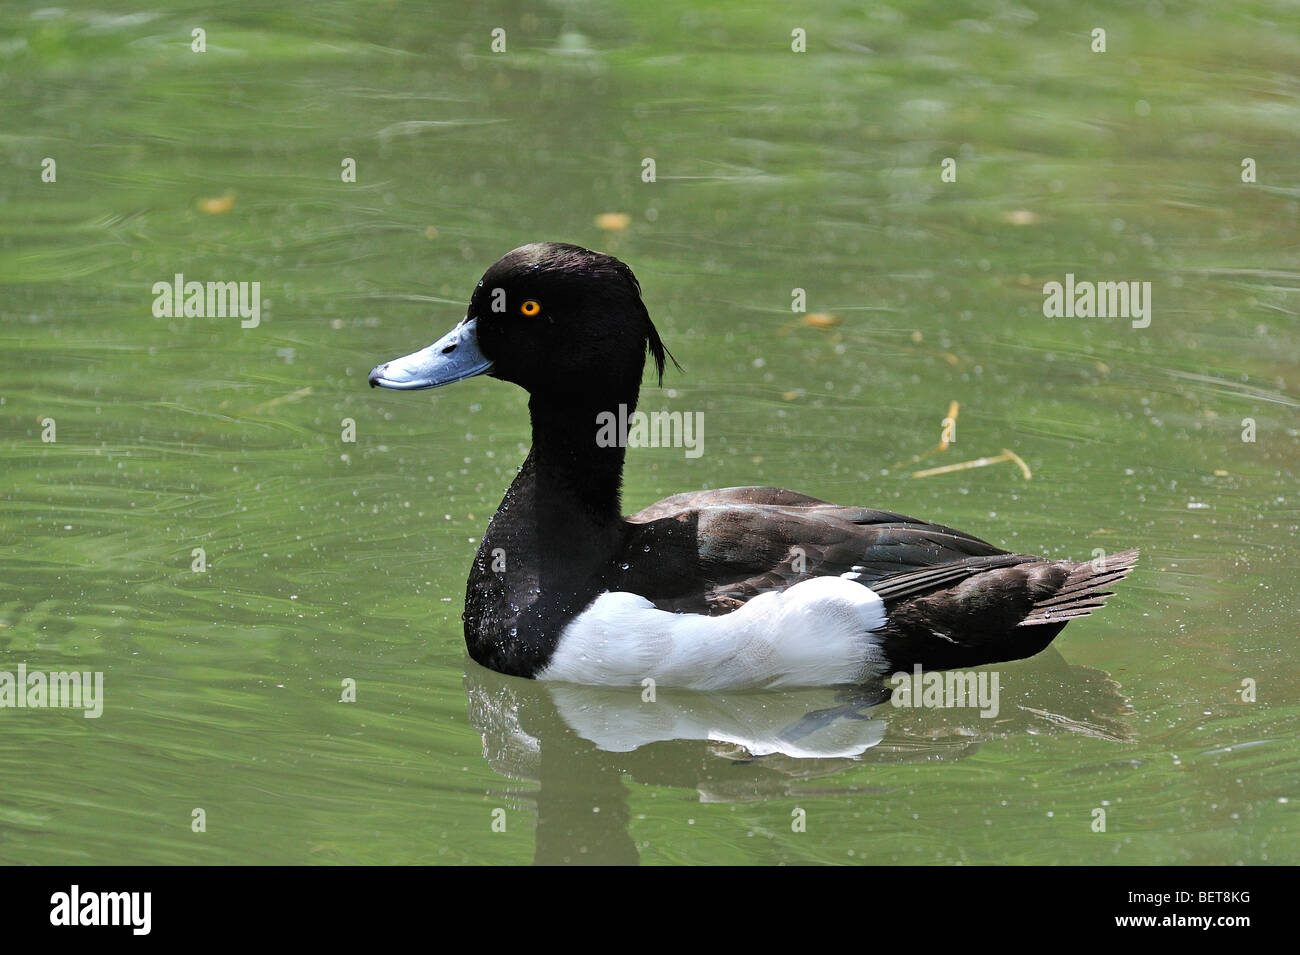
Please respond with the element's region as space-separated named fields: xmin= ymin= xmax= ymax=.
xmin=369 ymin=242 xmax=1137 ymax=689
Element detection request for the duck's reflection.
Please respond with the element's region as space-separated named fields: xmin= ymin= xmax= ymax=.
xmin=464 ymin=649 xmax=1132 ymax=864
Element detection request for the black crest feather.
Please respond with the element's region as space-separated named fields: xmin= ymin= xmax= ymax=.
xmin=612 ymin=257 xmax=681 ymax=386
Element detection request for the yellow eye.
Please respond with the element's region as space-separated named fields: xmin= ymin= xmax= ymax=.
xmin=520 ymin=300 xmax=541 ymax=317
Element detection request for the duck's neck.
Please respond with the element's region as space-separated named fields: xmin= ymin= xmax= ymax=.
xmin=464 ymin=391 xmax=637 ymax=676
xmin=523 ymin=393 xmax=630 ymax=530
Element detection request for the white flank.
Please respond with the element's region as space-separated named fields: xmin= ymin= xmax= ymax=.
xmin=539 ymin=575 xmax=888 ymax=690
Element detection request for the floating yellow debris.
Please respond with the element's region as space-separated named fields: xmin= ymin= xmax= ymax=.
xmin=939 ymin=401 xmax=959 ymax=451
xmin=198 ymin=192 xmax=236 ymax=214
xmin=782 ymin=390 xmax=799 ymax=401
xmin=424 ymin=226 xmax=439 ymax=240
xmin=911 ymin=330 xmax=924 ymax=343
xmin=239 ymin=386 xmax=313 ymax=417
xmin=594 ymin=212 xmax=631 ymax=231
xmin=1002 ymin=448 xmax=1032 ymax=480
xmin=778 ymin=312 xmax=840 ymax=335
xmin=887 ymin=399 xmax=961 ymax=470
xmin=1214 ymin=469 xmax=1229 ymax=477
xmin=913 ymin=448 xmax=1032 ymax=480
xmin=1003 ymin=209 xmax=1040 ymax=226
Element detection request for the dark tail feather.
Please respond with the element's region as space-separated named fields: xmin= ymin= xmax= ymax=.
xmin=1019 ymin=548 xmax=1139 ymax=627
xmin=871 ymin=547 xmax=1138 ymax=671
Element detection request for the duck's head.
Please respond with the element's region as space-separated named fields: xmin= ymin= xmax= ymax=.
xmin=368 ymin=242 xmax=672 ymax=404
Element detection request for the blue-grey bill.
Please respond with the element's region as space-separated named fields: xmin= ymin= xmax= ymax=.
xmin=368 ymin=317 xmax=493 ymax=390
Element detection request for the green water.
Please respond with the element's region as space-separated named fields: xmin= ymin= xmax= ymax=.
xmin=2 ymin=0 xmax=1297 ymax=865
